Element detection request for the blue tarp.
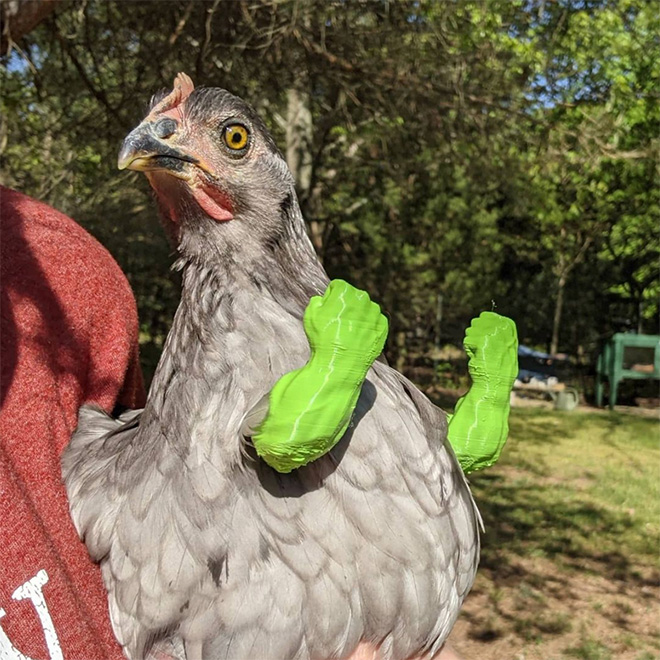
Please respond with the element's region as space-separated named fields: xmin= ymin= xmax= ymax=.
xmin=518 ymin=345 xmax=553 ymax=360
xmin=517 ymin=344 xmax=560 ymax=382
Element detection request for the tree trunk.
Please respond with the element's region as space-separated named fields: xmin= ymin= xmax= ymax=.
xmin=550 ymin=228 xmax=594 ymax=355
xmin=550 ymin=273 xmax=566 ymax=355
xmin=285 ymin=84 xmax=323 ymax=254
xmin=286 ymin=86 xmax=313 ymax=203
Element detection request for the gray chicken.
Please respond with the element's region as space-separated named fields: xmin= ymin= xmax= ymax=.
xmin=62 ymin=74 xmax=480 ymax=660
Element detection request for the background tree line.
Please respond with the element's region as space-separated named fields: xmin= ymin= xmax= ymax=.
xmin=1 ymin=0 xmax=658 ymax=385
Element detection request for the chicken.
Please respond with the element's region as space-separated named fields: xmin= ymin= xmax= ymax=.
xmin=62 ymin=73 xmax=481 ymax=660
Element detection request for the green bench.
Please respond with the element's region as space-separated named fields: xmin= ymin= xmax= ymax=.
xmin=596 ymin=333 xmax=660 ymax=410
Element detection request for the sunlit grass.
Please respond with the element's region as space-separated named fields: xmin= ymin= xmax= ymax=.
xmin=564 ymin=633 xmax=613 ymax=660
xmin=470 ymin=408 xmax=660 ymax=573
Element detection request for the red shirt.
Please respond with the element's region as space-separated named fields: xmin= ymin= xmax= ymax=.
xmin=1 ymin=187 xmax=145 ymax=659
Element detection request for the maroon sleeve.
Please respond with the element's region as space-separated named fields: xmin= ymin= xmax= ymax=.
xmin=0 ymin=186 xmax=146 ymax=659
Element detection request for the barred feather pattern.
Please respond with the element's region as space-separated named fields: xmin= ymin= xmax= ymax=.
xmin=63 ymin=262 xmax=480 ymax=660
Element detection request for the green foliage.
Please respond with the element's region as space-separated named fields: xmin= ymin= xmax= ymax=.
xmin=1 ymin=0 xmax=658 ymax=377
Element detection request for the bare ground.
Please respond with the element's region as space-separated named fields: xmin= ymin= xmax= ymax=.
xmin=440 ymin=404 xmax=660 ymax=660
xmin=448 ymin=554 xmax=659 ymax=660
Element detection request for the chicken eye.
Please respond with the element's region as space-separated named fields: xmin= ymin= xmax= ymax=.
xmin=223 ymin=124 xmax=249 ymax=152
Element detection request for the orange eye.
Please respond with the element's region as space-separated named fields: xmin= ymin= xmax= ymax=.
xmin=223 ymin=124 xmax=249 ymax=151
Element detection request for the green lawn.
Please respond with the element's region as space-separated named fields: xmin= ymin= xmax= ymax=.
xmin=451 ymin=407 xmax=660 ymax=660
xmin=472 ymin=408 xmax=660 ymax=574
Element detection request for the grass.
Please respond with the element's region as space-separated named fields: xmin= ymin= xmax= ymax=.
xmin=471 ymin=408 xmax=660 ymax=575
xmin=448 ymin=407 xmax=660 ymax=660
xmin=564 ymin=635 xmax=613 ymax=660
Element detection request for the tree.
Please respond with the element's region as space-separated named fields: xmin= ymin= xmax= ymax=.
xmin=1 ymin=0 xmax=657 ymax=378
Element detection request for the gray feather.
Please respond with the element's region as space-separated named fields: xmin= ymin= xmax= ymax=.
xmin=64 ymin=287 xmax=480 ymax=660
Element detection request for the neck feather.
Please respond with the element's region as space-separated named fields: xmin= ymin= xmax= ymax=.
xmin=141 ymin=198 xmax=328 ymax=459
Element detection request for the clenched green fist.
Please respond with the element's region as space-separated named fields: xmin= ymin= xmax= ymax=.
xmin=251 ymin=280 xmax=388 ymax=473
xmin=447 ymin=311 xmax=518 ymax=473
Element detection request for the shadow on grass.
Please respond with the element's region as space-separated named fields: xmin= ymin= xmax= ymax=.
xmin=467 ymin=470 xmax=659 ymax=640
xmin=426 ymin=404 xmax=660 ymax=650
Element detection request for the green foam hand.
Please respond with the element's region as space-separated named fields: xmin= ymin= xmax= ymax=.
xmin=251 ymin=280 xmax=388 ymax=473
xmin=447 ymin=311 xmax=519 ymax=473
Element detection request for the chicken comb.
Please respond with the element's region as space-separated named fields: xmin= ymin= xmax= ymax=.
xmin=147 ymin=72 xmax=195 ymax=119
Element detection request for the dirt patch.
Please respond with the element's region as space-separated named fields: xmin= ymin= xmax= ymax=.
xmin=448 ymin=555 xmax=660 ymax=659
xmin=586 ymin=404 xmax=660 ymax=420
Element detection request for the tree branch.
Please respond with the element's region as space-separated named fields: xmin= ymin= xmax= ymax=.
xmin=1 ymin=0 xmax=60 ymax=55
xmin=195 ymin=0 xmax=221 ymax=80
xmin=169 ymin=0 xmax=194 ymax=47
xmin=55 ymin=28 xmax=127 ymax=129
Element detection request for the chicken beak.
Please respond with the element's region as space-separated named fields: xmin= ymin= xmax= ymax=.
xmin=118 ymin=120 xmax=199 ymax=174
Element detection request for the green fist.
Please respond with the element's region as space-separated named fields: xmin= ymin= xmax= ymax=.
xmin=464 ymin=311 xmax=518 ymax=397
xmin=304 ymin=279 xmax=388 ymax=372
xmin=448 ymin=311 xmax=518 ymax=473
xmin=252 ymin=280 xmax=388 ymax=473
